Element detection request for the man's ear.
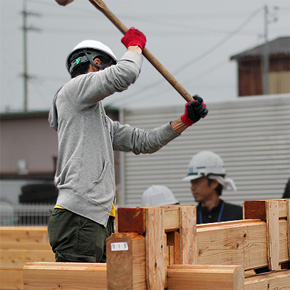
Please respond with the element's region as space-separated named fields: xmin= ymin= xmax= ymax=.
xmin=94 ymin=58 xmax=101 ymax=66
xmin=88 ymin=58 xmax=101 ymax=72
xmin=211 ymin=179 xmax=219 ymax=190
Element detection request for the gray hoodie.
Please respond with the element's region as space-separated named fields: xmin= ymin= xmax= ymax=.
xmin=49 ymin=50 xmax=179 ymax=226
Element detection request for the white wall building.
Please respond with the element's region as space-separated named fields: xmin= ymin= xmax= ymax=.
xmin=117 ymin=94 xmax=290 ymax=207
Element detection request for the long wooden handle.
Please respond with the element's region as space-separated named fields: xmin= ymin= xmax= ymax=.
xmin=88 ymin=0 xmax=193 ymax=102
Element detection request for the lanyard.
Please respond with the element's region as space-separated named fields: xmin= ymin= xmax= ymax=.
xmin=199 ymin=201 xmax=224 ymax=223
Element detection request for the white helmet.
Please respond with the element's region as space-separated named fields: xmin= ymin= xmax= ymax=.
xmin=141 ymin=185 xmax=179 ymax=207
xmin=66 ymin=40 xmax=117 ymax=74
xmin=183 ymin=151 xmax=237 ymax=191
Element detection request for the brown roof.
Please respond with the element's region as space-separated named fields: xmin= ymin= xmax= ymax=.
xmin=230 ymin=36 xmax=290 ymax=60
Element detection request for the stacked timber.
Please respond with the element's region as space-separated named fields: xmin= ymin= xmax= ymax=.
xmin=0 ymin=227 xmax=54 ymax=290
xmin=20 ymin=199 xmax=290 ymax=289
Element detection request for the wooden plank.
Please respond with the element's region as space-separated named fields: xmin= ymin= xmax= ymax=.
xmin=244 ymin=269 xmax=290 ymax=290
xmin=0 ymin=269 xmax=23 ymax=290
xmin=106 ymin=233 xmax=146 ymax=290
xmin=197 ymin=219 xmax=289 ymax=270
xmin=0 ymin=249 xmax=55 ymax=270
xmin=117 ymin=208 xmax=146 ymax=235
xmin=244 ymin=200 xmax=289 ymax=220
xmin=179 ymin=206 xmax=197 ymax=264
xmin=279 ymin=220 xmax=290 ymax=264
xmin=117 ymin=206 xmax=183 ymax=235
xmin=0 ymin=227 xmax=50 ymax=250
xmin=244 ymin=201 xmax=266 ymax=220
xmin=266 ymin=200 xmax=279 ymax=270
xmin=167 ymin=264 xmax=244 ymax=290
xmin=23 ymin=262 xmax=107 ymax=290
xmin=163 ymin=206 xmax=180 ymax=232
xmin=278 ymin=199 xmax=289 ymax=219
xmin=287 ymin=200 xmax=290 ymax=262
xmin=197 ymin=220 xmax=267 ymax=270
xmin=146 ymin=207 xmax=165 ymax=290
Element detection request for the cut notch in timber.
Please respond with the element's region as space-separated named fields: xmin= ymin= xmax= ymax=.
xmin=114 ymin=205 xmax=197 ymax=289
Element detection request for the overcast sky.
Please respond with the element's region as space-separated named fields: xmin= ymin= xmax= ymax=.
xmin=1 ymin=0 xmax=289 ymax=112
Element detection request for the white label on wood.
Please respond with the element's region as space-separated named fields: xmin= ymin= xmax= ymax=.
xmin=111 ymin=242 xmax=129 ymax=251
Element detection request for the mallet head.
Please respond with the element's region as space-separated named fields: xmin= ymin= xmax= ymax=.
xmin=55 ymin=0 xmax=74 ymax=6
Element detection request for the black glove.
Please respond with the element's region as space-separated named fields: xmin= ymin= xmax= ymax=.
xmin=180 ymin=95 xmax=208 ymax=126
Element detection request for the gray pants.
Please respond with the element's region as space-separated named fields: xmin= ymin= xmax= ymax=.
xmin=47 ymin=208 xmax=114 ymax=262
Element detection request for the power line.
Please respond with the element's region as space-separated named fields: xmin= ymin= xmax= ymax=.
xmin=20 ymin=0 xmax=41 ymax=112
xmin=105 ymin=7 xmax=264 ymax=108
xmin=171 ymin=7 xmax=263 ymax=76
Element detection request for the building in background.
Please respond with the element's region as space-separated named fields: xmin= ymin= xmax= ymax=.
xmin=0 ymin=109 xmax=120 ymax=225
xmin=230 ymin=36 xmax=290 ymax=97
xmin=120 ymin=94 xmax=290 ymax=207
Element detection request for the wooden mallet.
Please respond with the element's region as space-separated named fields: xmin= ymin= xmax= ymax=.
xmin=88 ymin=0 xmax=194 ymax=103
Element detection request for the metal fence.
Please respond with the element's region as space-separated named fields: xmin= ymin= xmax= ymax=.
xmin=0 ymin=203 xmax=53 ymax=226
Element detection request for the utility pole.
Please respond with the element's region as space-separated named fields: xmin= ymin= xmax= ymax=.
xmin=21 ymin=0 xmax=41 ymax=112
xmin=262 ymin=5 xmax=269 ymax=95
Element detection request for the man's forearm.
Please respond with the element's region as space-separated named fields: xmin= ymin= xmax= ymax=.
xmin=170 ymin=118 xmax=189 ymax=134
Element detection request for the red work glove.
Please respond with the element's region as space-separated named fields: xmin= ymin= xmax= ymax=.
xmin=181 ymin=95 xmax=208 ymax=126
xmin=121 ymin=27 xmax=146 ymax=50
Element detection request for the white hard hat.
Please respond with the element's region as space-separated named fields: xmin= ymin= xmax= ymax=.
xmin=183 ymin=151 xmax=237 ymax=191
xmin=183 ymin=151 xmax=225 ymax=181
xmin=66 ymin=40 xmax=117 ymax=74
xmin=141 ymin=185 xmax=179 ymax=207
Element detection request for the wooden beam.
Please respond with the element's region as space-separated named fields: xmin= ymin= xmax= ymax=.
xmin=244 ymin=199 xmax=289 ymax=220
xmin=197 ymin=219 xmax=289 ymax=270
xmin=244 ymin=201 xmax=266 ymax=220
xmin=146 ymin=207 xmax=166 ymax=290
xmin=117 ymin=206 xmax=182 ymax=234
xmin=279 ymin=220 xmax=289 ymax=265
xmin=106 ymin=232 xmax=146 ymax=290
xmin=167 ymin=264 xmax=244 ymax=290
xmin=23 ymin=262 xmax=107 ymax=290
xmin=266 ymin=200 xmax=279 ymax=270
xmin=0 ymin=269 xmax=23 ymax=290
xmin=287 ymin=200 xmax=290 ymax=263
xmin=0 ymin=227 xmax=50 ymax=250
xmin=197 ymin=220 xmax=267 ymax=270
xmin=117 ymin=207 xmax=146 ymax=235
xmin=179 ymin=206 xmax=197 ymax=264
xmin=0 ymin=249 xmax=54 ymax=270
xmin=244 ymin=269 xmax=290 ymax=290
xmin=163 ymin=206 xmax=180 ymax=232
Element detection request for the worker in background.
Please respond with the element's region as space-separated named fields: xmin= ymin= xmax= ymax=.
xmin=141 ymin=185 xmax=180 ymax=207
xmin=183 ymin=151 xmax=243 ymax=224
xmin=282 ymin=177 xmax=290 ymax=198
xmin=47 ymin=28 xmax=208 ymax=263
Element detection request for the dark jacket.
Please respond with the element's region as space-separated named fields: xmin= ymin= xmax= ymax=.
xmin=197 ymin=199 xmax=243 ymax=224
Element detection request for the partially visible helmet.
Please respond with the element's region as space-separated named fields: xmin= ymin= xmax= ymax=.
xmin=66 ymin=40 xmax=117 ymax=74
xmin=183 ymin=151 xmax=226 ymax=182
xmin=141 ymin=185 xmax=179 ymax=207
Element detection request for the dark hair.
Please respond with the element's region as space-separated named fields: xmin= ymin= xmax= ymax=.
xmin=69 ymin=49 xmax=115 ymax=78
xmin=70 ymin=62 xmax=90 ymax=78
xmin=207 ymin=178 xmax=223 ymax=196
xmin=282 ymin=178 xmax=290 ymax=199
